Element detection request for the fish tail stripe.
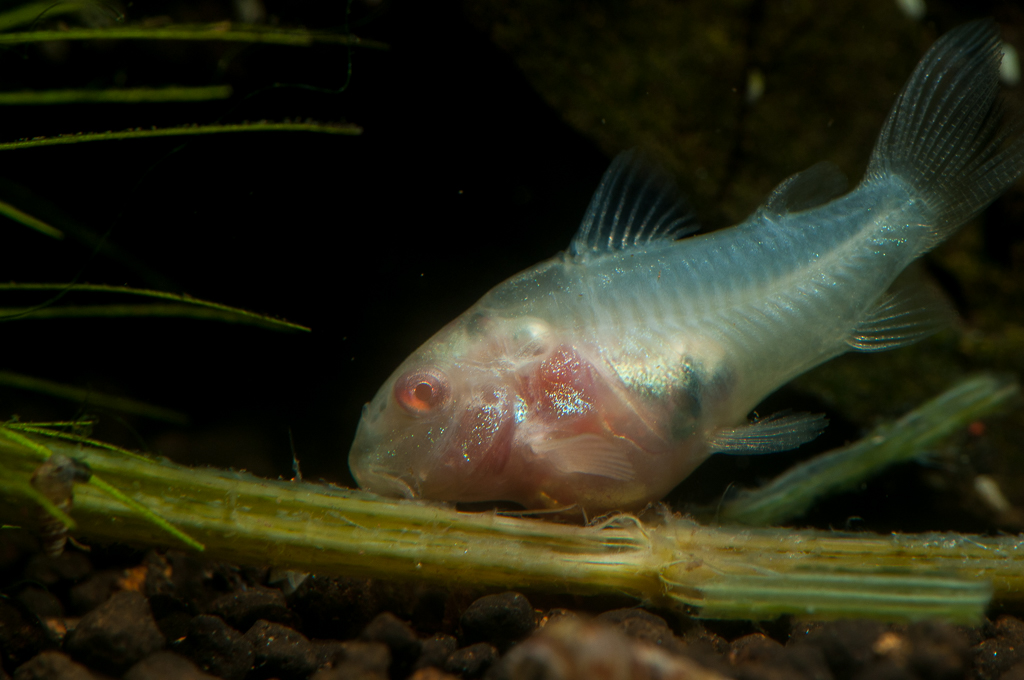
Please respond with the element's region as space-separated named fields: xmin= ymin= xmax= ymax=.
xmin=866 ymin=19 xmax=1024 ymax=248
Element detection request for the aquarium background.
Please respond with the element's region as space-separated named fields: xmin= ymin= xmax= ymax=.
xmin=0 ymin=0 xmax=1021 ymax=534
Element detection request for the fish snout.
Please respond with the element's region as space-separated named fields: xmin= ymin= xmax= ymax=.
xmin=353 ymin=464 xmax=419 ymax=499
xmin=348 ymin=422 xmax=421 ymax=500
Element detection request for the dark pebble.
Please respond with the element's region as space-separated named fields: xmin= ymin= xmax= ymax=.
xmin=143 ymin=552 xmax=246 ymax=614
xmin=1003 ymin=660 xmax=1024 ymax=680
xmin=680 ymin=622 xmax=730 ymax=659
xmin=597 ymin=607 xmax=679 ymax=650
xmin=172 ymin=614 xmax=253 ymax=680
xmin=311 ymin=639 xmax=348 ymax=668
xmin=141 ymin=552 xmax=176 ymax=600
xmin=309 ymin=667 xmax=386 ymax=680
xmin=791 ymin=619 xmax=886 ymax=679
xmin=460 ymin=592 xmax=535 ymax=652
xmin=906 ymin=620 xmax=969 ymax=679
xmin=21 ymin=552 xmax=91 ymax=587
xmin=148 ymin=591 xmax=198 ymax=621
xmin=733 ymin=642 xmax=832 ymax=680
xmin=360 ymin=611 xmax=423 ymax=674
xmin=148 ymin=593 xmax=198 ymax=643
xmin=123 ymin=650 xmax=218 ymax=680
xmin=339 ymin=640 xmax=391 ymax=673
xmin=444 ymin=642 xmax=497 ymax=679
xmin=155 ymin=611 xmax=193 ymax=643
xmin=851 ymin=659 xmax=915 ymax=680
xmin=14 ymin=587 xmax=63 ymax=620
xmin=207 ymin=586 xmax=300 ymax=633
xmin=68 ymin=571 xmax=122 ymax=615
xmin=244 ymin=618 xmax=318 ymax=680
xmin=288 ymin=575 xmax=380 ymax=640
xmin=415 ymin=633 xmax=458 ymax=670
xmin=240 ymin=565 xmax=270 ymax=587
xmin=12 ymin=651 xmax=96 ymax=680
xmin=309 ymin=641 xmax=390 ymax=680
xmin=409 ymin=588 xmax=451 ymax=634
xmin=63 ymin=590 xmax=164 ymax=675
xmin=541 ymin=608 xmax=581 ymax=628
xmin=0 ymin=598 xmax=56 ymax=671
xmin=730 ymin=632 xmax=784 ymax=665
xmin=408 ymin=669 xmax=460 ymax=680
xmin=777 ymin=643 xmax=835 ymax=680
xmin=974 ymin=616 xmax=1024 ymax=680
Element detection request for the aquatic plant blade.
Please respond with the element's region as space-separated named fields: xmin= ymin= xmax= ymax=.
xmin=0 ymin=0 xmax=114 ymax=32
xmin=0 ymin=370 xmax=189 ymax=425
xmin=8 ymin=422 xmax=161 ymax=463
xmin=0 ymin=23 xmax=388 ymax=49
xmin=717 ymin=374 xmax=1020 ymax=526
xmin=0 ymin=122 xmax=361 ymax=152
xmin=0 ymin=86 xmax=233 ymax=105
xmin=88 ymin=473 xmax=204 ymax=551
xmin=0 ymin=198 xmax=63 ymax=238
xmin=0 ymin=283 xmax=310 ymax=332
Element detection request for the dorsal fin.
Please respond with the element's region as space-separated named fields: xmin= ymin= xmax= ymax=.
xmin=570 ymin=150 xmax=698 ymax=260
xmin=760 ymin=161 xmax=849 ymax=217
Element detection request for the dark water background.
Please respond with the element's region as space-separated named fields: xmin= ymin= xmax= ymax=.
xmin=0 ymin=0 xmax=1022 ymax=534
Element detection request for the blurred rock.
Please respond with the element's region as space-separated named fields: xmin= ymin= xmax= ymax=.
xmin=63 ymin=590 xmax=164 ymax=676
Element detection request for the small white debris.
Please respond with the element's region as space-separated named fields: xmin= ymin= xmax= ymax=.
xmin=267 ymin=567 xmax=309 ymax=594
xmin=746 ymin=69 xmax=765 ymax=104
xmin=894 ymin=0 xmax=926 ymax=21
xmin=233 ymin=0 xmax=266 ymax=24
xmin=1000 ymin=42 xmax=1020 ymax=86
xmin=974 ymin=474 xmax=1013 ymax=514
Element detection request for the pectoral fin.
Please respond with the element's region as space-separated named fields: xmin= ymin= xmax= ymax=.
xmin=531 ymin=433 xmax=636 ymax=481
xmin=707 ymin=411 xmax=827 ymax=454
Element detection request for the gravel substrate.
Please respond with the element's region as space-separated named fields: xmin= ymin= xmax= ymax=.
xmin=1 ymin=538 xmax=1023 ymax=680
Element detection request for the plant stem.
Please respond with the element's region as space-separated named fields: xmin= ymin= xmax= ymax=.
xmin=0 ymin=421 xmax=1020 ymax=624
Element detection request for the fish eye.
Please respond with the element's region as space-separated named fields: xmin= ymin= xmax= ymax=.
xmin=395 ymin=369 xmax=450 ymax=415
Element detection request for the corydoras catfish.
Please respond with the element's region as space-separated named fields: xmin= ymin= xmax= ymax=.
xmin=349 ymin=21 xmax=1024 ymax=515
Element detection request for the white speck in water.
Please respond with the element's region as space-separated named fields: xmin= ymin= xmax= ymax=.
xmin=746 ymin=69 xmax=765 ymax=104
xmin=894 ymin=0 xmax=926 ymax=20
xmin=974 ymin=474 xmax=1013 ymax=514
xmin=1001 ymin=42 xmax=1020 ymax=86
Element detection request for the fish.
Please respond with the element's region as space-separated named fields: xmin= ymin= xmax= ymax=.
xmin=348 ymin=20 xmax=1024 ymax=516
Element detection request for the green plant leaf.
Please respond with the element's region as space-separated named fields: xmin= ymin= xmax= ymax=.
xmin=0 ymin=370 xmax=189 ymax=424
xmin=0 ymin=121 xmax=361 ymax=151
xmin=0 ymin=283 xmax=310 ymax=331
xmin=0 ymin=22 xmax=388 ymax=49
xmin=0 ymin=85 xmax=233 ymax=105
xmin=0 ymin=198 xmax=63 ymax=238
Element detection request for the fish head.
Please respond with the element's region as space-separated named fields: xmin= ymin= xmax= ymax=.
xmin=349 ymin=310 xmax=548 ymax=505
xmin=349 ymin=308 xmax=694 ymax=513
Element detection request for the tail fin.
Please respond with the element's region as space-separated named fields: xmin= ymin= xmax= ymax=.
xmin=866 ymin=20 xmax=1024 ymax=249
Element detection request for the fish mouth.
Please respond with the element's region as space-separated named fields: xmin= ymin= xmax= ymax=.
xmin=354 ymin=466 xmax=419 ymax=499
xmin=348 ymin=410 xmax=421 ymax=499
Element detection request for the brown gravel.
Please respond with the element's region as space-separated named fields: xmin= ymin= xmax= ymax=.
xmin=2 ymin=541 xmax=1023 ymax=680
